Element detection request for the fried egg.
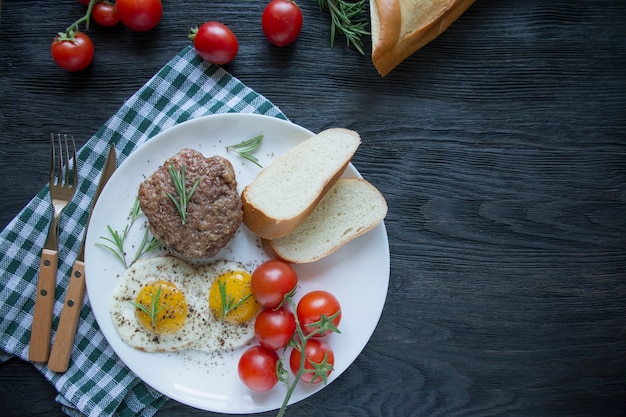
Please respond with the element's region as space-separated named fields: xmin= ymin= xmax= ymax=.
xmin=110 ymin=255 xmax=261 ymax=353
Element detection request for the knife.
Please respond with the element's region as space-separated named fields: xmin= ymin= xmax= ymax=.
xmin=48 ymin=144 xmax=117 ymax=373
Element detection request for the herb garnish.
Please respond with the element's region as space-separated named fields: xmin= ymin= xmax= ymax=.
xmin=129 ymin=284 xmax=167 ymax=330
xmin=317 ymin=0 xmax=370 ymax=55
xmin=226 ymin=134 xmax=264 ymax=168
xmin=97 ymin=198 xmax=161 ymax=268
xmin=167 ymin=163 xmax=200 ymax=225
xmin=217 ymin=279 xmax=253 ymax=323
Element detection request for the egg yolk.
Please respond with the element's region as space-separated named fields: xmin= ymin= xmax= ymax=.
xmin=134 ymin=280 xmax=188 ymax=334
xmin=209 ymin=270 xmax=260 ymax=324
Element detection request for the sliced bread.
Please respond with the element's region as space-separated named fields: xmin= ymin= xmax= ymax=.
xmin=264 ymin=178 xmax=388 ymax=263
xmin=370 ymin=0 xmax=475 ymax=76
xmin=241 ymin=128 xmax=361 ymax=239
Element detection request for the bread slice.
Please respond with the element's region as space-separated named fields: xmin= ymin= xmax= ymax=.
xmin=264 ymin=178 xmax=387 ymax=263
xmin=241 ymin=128 xmax=361 ymax=239
xmin=370 ymin=0 xmax=475 ymax=76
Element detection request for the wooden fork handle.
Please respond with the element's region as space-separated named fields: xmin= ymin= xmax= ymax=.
xmin=28 ymin=248 xmax=58 ymax=363
xmin=48 ymin=259 xmax=86 ymax=373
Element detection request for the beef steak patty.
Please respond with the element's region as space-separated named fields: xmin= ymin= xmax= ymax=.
xmin=138 ymin=148 xmax=242 ymax=262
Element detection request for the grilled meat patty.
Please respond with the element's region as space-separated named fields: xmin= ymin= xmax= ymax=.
xmin=138 ymin=148 xmax=242 ymax=262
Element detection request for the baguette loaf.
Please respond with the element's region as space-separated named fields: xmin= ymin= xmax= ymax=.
xmin=370 ymin=0 xmax=475 ymax=76
xmin=241 ymin=128 xmax=361 ymax=239
xmin=265 ymin=178 xmax=387 ymax=263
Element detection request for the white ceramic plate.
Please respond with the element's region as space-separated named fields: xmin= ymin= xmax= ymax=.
xmin=85 ymin=113 xmax=389 ymax=414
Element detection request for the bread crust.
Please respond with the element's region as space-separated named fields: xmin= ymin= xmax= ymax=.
xmin=241 ymin=160 xmax=350 ymax=239
xmin=264 ymin=216 xmax=382 ymax=263
xmin=241 ymin=128 xmax=360 ymax=240
xmin=265 ymin=178 xmax=388 ymax=263
xmin=371 ymin=0 xmax=475 ymax=76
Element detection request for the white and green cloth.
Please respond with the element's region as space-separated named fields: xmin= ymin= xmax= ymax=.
xmin=0 ymin=46 xmax=286 ymax=417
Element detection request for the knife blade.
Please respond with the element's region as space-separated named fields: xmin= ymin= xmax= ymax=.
xmin=48 ymin=144 xmax=117 ymax=373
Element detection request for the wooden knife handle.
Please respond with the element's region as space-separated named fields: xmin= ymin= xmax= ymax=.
xmin=48 ymin=259 xmax=86 ymax=373
xmin=28 ymin=248 xmax=58 ymax=362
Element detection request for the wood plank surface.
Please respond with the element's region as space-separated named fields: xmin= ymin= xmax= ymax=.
xmin=1 ymin=0 xmax=625 ymax=416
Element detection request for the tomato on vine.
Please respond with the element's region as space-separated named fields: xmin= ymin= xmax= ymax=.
xmin=239 ymin=260 xmax=342 ymax=417
xmin=262 ymin=0 xmax=303 ymax=47
xmin=51 ymin=31 xmax=94 ymax=72
xmin=297 ymin=290 xmax=341 ymax=337
xmin=92 ymin=1 xmax=119 ymax=27
xmin=255 ymin=306 xmax=296 ymax=351
xmin=289 ymin=338 xmax=335 ymax=384
xmin=189 ymin=21 xmax=239 ymax=65
xmin=250 ymin=260 xmax=298 ymax=309
xmin=116 ymin=0 xmax=162 ymax=32
xmin=238 ymin=345 xmax=280 ymax=392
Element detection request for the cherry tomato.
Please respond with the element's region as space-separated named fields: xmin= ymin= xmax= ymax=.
xmin=51 ymin=31 xmax=94 ymax=72
xmin=92 ymin=2 xmax=120 ymax=27
xmin=238 ymin=345 xmax=279 ymax=392
xmin=251 ymin=260 xmax=298 ymax=309
xmin=262 ymin=0 xmax=303 ymax=47
xmin=77 ymin=0 xmax=91 ymax=5
xmin=289 ymin=338 xmax=334 ymax=383
xmin=191 ymin=21 xmax=239 ymax=65
xmin=296 ymin=290 xmax=341 ymax=337
xmin=255 ymin=306 xmax=296 ymax=351
xmin=115 ymin=0 xmax=162 ymax=32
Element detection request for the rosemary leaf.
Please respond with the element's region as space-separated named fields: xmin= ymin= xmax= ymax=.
xmin=129 ymin=284 xmax=167 ymax=329
xmin=96 ymin=225 xmax=129 ymax=268
xmin=129 ymin=197 xmax=142 ymax=224
xmin=97 ymin=197 xmax=162 ymax=267
xmin=217 ymin=279 xmax=252 ymax=323
xmin=131 ymin=227 xmax=162 ymax=265
xmin=317 ymin=0 xmax=369 ymax=55
xmin=167 ymin=164 xmax=200 ymax=225
xmin=226 ymin=134 xmax=264 ymax=168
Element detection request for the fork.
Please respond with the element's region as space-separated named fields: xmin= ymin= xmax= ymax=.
xmin=28 ymin=134 xmax=78 ymax=363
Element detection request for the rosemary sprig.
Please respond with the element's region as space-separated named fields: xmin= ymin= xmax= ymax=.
xmin=129 ymin=197 xmax=142 ymax=223
xmin=167 ymin=163 xmax=200 ymax=225
xmin=129 ymin=284 xmax=167 ymax=329
xmin=217 ymin=279 xmax=253 ymax=323
xmin=226 ymin=134 xmax=264 ymax=168
xmin=96 ymin=198 xmax=161 ymax=268
xmin=132 ymin=227 xmax=163 ymax=266
xmin=97 ymin=225 xmax=128 ymax=267
xmin=317 ymin=0 xmax=370 ymax=55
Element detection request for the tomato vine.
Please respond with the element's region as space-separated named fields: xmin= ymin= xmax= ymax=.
xmin=274 ymin=295 xmax=340 ymax=417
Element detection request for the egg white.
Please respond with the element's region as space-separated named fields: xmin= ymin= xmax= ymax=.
xmin=110 ymin=256 xmax=256 ymax=353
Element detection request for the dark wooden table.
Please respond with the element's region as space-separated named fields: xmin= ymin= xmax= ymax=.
xmin=1 ymin=1 xmax=625 ymax=416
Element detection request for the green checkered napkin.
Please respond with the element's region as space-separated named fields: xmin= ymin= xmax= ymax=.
xmin=0 ymin=46 xmax=286 ymax=417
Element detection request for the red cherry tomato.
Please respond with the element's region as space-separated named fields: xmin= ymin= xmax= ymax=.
xmin=51 ymin=31 xmax=94 ymax=72
xmin=92 ymin=2 xmax=120 ymax=27
xmin=191 ymin=21 xmax=239 ymax=65
xmin=296 ymin=290 xmax=341 ymax=337
xmin=238 ymin=345 xmax=279 ymax=392
xmin=289 ymin=338 xmax=334 ymax=383
xmin=255 ymin=306 xmax=296 ymax=351
xmin=115 ymin=0 xmax=162 ymax=32
xmin=262 ymin=0 xmax=303 ymax=47
xmin=251 ymin=260 xmax=298 ymax=309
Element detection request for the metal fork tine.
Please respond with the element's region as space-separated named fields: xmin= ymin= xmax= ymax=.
xmin=63 ymin=135 xmax=70 ymax=186
xmin=49 ymin=134 xmax=56 ymax=185
xmin=56 ymin=134 xmax=64 ymax=186
xmin=71 ymin=137 xmax=77 ymax=188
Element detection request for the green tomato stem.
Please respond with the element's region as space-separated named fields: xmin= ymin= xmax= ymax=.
xmin=275 ymin=296 xmax=322 ymax=417
xmin=61 ymin=0 xmax=98 ymax=39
